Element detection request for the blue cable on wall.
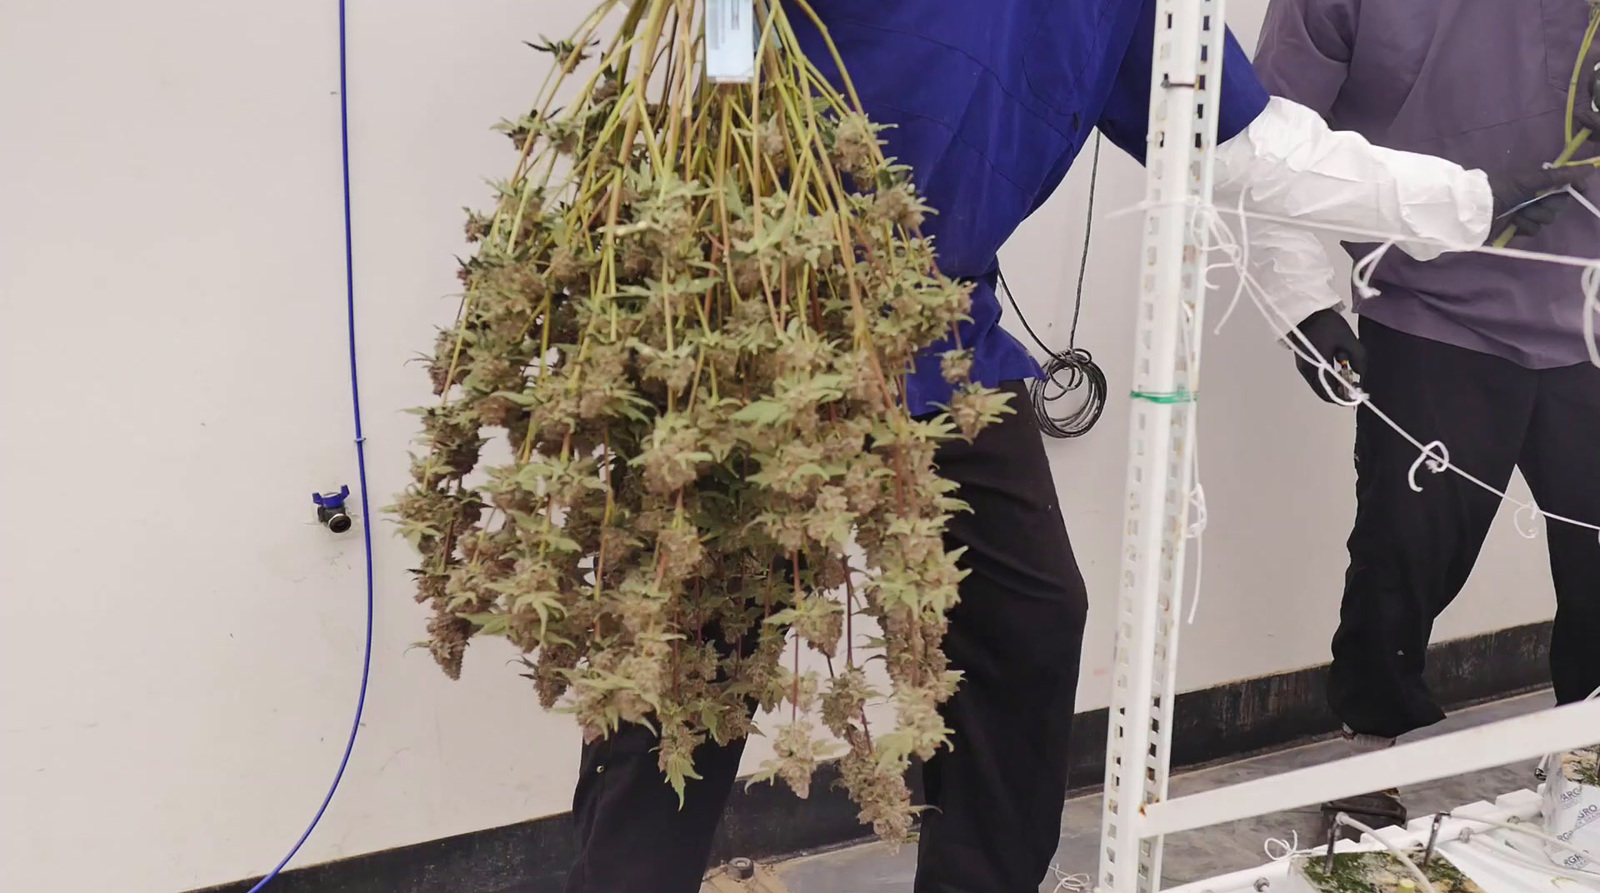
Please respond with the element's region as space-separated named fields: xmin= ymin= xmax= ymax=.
xmin=246 ymin=0 xmax=375 ymax=889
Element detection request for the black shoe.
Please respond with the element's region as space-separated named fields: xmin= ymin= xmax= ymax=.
xmin=1321 ymin=789 xmax=1408 ymax=842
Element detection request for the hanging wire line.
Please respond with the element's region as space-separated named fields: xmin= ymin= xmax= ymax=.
xmin=1001 ymin=132 xmax=1109 ymax=439
xmin=1178 ymin=194 xmax=1600 ymax=547
xmin=1461 ymin=833 xmax=1600 ymax=884
xmin=1155 ymin=179 xmax=1600 ymax=626
xmin=1104 ymin=198 xmax=1600 ymax=270
xmin=244 ymin=1 xmax=376 ymax=889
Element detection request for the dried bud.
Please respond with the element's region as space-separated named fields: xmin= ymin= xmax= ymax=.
xmin=463 ymin=210 xmax=492 ymax=243
xmin=867 ymin=183 xmax=929 ymax=231
xmin=939 ymin=349 xmax=974 ymax=385
xmin=546 ymin=246 xmax=587 ymax=290
xmin=426 ymin=611 xmax=473 ymax=681
xmin=831 ymin=114 xmax=880 ymax=182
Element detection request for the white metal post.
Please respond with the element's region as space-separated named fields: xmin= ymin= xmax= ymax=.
xmin=1098 ymin=2 xmax=1227 ymax=893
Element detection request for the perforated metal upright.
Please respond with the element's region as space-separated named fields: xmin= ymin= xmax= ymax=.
xmin=1097 ymin=3 xmax=1229 ymax=893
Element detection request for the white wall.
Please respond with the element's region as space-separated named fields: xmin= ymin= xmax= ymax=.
xmin=0 ymin=2 xmax=1556 ymax=892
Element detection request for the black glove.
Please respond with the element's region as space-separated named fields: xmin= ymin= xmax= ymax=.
xmin=1488 ymin=165 xmax=1594 ymax=239
xmin=1291 ymin=309 xmax=1365 ymax=404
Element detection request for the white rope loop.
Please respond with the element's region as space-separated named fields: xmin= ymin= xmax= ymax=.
xmin=1351 ymin=241 xmax=1394 ymax=299
xmin=1050 ymin=865 xmax=1092 ymax=893
xmin=1406 ymin=441 xmax=1452 ymax=493
xmin=1513 ymin=500 xmax=1543 ymax=539
xmin=1263 ymin=830 xmax=1306 ymax=862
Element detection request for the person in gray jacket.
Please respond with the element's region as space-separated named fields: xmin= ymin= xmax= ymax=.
xmin=1256 ymin=0 xmax=1600 ymax=834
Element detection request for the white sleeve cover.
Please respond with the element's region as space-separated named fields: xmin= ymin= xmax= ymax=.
xmin=1234 ymin=217 xmax=1344 ymax=332
xmin=1210 ymin=96 xmax=1494 ymax=330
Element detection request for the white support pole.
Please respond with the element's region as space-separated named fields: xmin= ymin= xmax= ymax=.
xmin=1097 ymin=2 xmax=1227 ymax=893
xmin=1141 ymin=698 xmax=1600 ymax=837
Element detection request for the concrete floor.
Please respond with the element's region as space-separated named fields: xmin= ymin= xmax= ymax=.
xmin=769 ymin=691 xmax=1554 ymax=893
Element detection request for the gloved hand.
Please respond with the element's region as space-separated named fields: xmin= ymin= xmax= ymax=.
xmin=1487 ymin=164 xmax=1594 ymax=239
xmin=1291 ymin=309 xmax=1366 ymax=404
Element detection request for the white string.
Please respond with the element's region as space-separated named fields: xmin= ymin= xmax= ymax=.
xmin=1184 ymin=202 xmax=1600 ymax=546
xmin=1264 ymin=830 xmax=1310 ymax=862
xmin=1513 ymin=501 xmax=1543 ymax=539
xmin=1456 ymin=815 xmax=1600 ymax=868
xmin=1198 ymin=197 xmax=1600 ymax=368
xmin=1108 ymin=199 xmax=1600 ymax=270
xmin=1567 ymin=183 xmax=1600 ymax=225
xmin=1406 ymin=442 xmax=1451 ymax=493
xmin=1463 ymin=833 xmax=1600 ymax=885
xmin=1316 ymin=363 xmax=1365 ymax=407
xmin=1181 ymin=204 xmax=1225 ymax=625
xmin=1186 ymin=480 xmax=1207 ymax=625
xmin=1210 ymin=189 xmax=1256 ymax=336
xmin=1050 ymin=865 xmax=1092 ymax=893
xmin=1351 ymin=241 xmax=1394 ymax=300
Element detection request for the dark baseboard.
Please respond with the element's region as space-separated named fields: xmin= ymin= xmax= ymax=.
xmin=191 ymin=620 xmax=1552 ymax=893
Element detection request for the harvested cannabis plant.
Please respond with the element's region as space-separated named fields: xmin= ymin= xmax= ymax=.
xmin=391 ymin=0 xmax=1011 ymax=840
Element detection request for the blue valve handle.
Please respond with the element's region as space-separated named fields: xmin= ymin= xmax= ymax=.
xmin=312 ymin=485 xmax=351 ymax=510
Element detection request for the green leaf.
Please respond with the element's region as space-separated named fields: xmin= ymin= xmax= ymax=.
xmin=765 ymin=608 xmax=801 ymax=626
xmin=542 ymin=532 xmax=583 ymax=554
xmin=731 ymin=400 xmax=788 ymax=426
xmin=743 ymin=767 xmax=779 ymax=792
xmin=462 ymin=613 xmax=510 ymax=636
xmin=662 ymin=750 xmax=703 ymax=809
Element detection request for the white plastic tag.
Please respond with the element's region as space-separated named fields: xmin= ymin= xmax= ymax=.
xmin=706 ymin=0 xmax=755 ymax=83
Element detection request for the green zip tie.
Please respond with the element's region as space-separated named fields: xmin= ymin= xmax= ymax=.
xmin=1130 ymin=388 xmax=1197 ymax=404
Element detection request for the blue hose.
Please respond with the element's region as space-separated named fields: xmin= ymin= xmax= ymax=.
xmin=245 ymin=1 xmax=375 ymax=888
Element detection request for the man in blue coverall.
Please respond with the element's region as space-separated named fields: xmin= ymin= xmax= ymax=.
xmin=563 ymin=2 xmax=1579 ymax=890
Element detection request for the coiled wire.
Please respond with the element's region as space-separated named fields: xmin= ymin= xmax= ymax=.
xmin=1000 ymin=134 xmax=1107 ymax=439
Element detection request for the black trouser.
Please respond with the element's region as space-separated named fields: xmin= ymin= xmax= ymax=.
xmin=1329 ymin=320 xmax=1600 ymax=740
xmin=564 ymin=381 xmax=1090 ymax=893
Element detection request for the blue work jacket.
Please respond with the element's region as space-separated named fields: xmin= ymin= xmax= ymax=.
xmin=792 ymin=0 xmax=1271 ymax=415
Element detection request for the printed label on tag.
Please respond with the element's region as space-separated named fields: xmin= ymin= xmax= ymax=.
xmin=706 ymin=0 xmax=755 ymax=83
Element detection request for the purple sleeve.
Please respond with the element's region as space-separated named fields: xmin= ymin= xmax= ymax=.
xmin=1253 ymin=0 xmax=1357 ymax=117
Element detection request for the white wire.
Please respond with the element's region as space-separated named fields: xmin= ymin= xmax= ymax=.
xmin=1201 ymin=198 xmax=1600 ymax=369
xmin=1210 ymin=189 xmax=1256 ymax=336
xmin=1351 ymin=241 xmax=1395 ymax=300
xmin=1129 ymin=189 xmax=1600 ymax=625
xmin=1462 ymin=834 xmax=1600 ymax=885
xmin=1188 ymin=203 xmax=1600 ymax=545
xmin=1264 ymin=830 xmax=1308 ymax=862
xmin=1050 ymin=864 xmax=1092 ymax=893
xmin=1181 ymin=204 xmax=1220 ymax=625
xmin=1108 ymin=198 xmax=1600 ymax=271
xmin=1567 ymin=183 xmax=1600 ymax=229
xmin=1452 ymin=815 xmax=1600 ymax=870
